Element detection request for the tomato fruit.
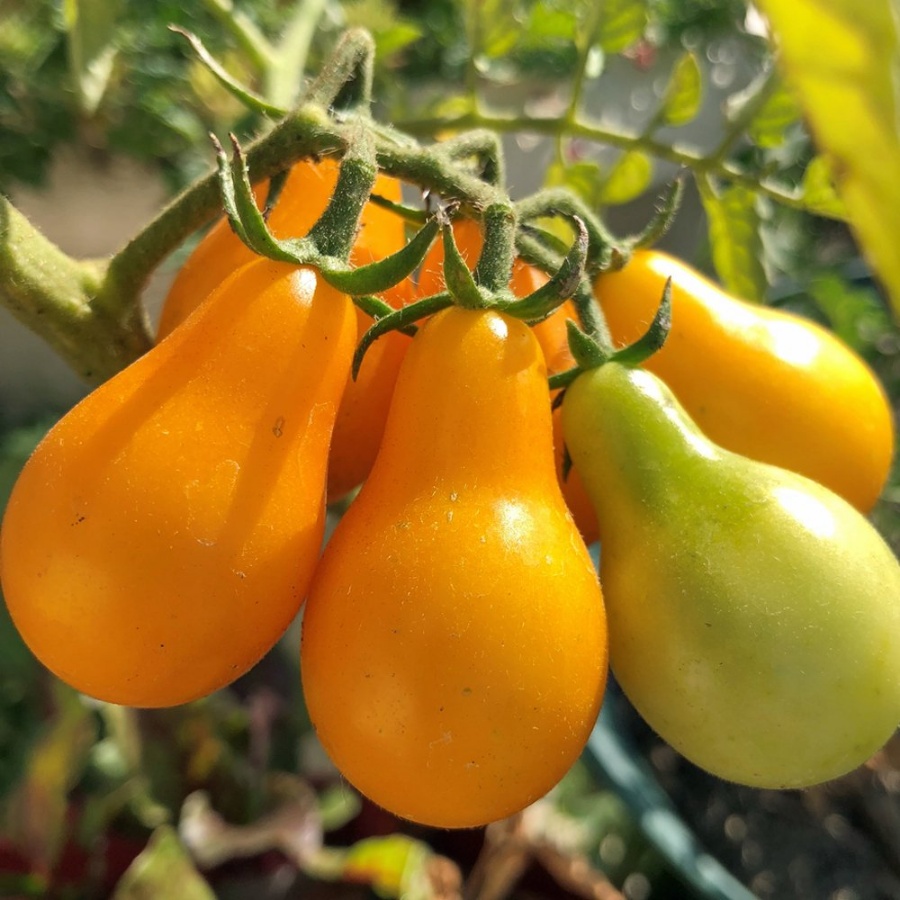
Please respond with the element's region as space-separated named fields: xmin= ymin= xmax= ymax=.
xmin=301 ymin=306 xmax=608 ymax=828
xmin=157 ymin=157 xmax=405 ymax=339
xmin=563 ymin=361 xmax=900 ymax=788
xmin=157 ymin=157 xmax=412 ymax=502
xmin=0 ymin=259 xmax=357 ymax=707
xmin=594 ymin=250 xmax=894 ymax=511
xmin=419 ymin=219 xmax=599 ymax=543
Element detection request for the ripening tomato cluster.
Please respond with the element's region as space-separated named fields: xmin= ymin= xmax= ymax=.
xmin=2 ymin=160 xmax=900 ymax=830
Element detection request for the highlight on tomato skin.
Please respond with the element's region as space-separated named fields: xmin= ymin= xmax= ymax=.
xmin=0 ymin=259 xmax=358 ymax=708
xmin=156 ymin=157 xmax=413 ymax=502
xmin=300 ymin=305 xmax=608 ymax=829
xmin=418 ymin=217 xmax=599 ymax=544
xmin=594 ymin=249 xmax=895 ymax=512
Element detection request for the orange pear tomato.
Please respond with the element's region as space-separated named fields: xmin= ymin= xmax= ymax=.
xmin=157 ymin=157 xmax=412 ymax=502
xmin=300 ymin=306 xmax=608 ymax=829
xmin=418 ymin=219 xmax=599 ymax=543
xmin=0 ymin=259 xmax=356 ymax=707
xmin=595 ymin=250 xmax=895 ymax=511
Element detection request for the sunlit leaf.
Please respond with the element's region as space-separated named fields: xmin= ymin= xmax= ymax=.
xmin=63 ymin=0 xmax=123 ymax=116
xmin=659 ymin=52 xmax=702 ymax=127
xmin=342 ymin=835 xmax=435 ymax=899
xmin=810 ymin=273 xmax=891 ymax=352
xmin=801 ymin=155 xmax=848 ymax=219
xmin=522 ymin=1 xmax=579 ymax=44
xmin=748 ymin=80 xmax=801 ymax=148
xmin=755 ymin=0 xmax=900 ymax=315
xmin=699 ymin=177 xmax=766 ymax=301
xmin=112 ymin=826 xmax=215 ymax=900
xmin=464 ymin=0 xmax=521 ymax=59
xmin=599 ymin=151 xmax=653 ymax=205
xmin=545 ymin=158 xmax=604 ymax=207
xmin=595 ymin=0 xmax=648 ymax=54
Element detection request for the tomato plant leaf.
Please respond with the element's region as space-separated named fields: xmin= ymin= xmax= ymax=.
xmin=62 ymin=0 xmax=123 ymax=117
xmin=659 ymin=51 xmax=702 ymax=127
xmin=599 ymin=151 xmax=653 ymax=205
xmin=801 ymin=155 xmax=849 ymax=220
xmin=748 ymin=79 xmax=801 ymax=148
xmin=595 ymin=0 xmax=648 ymax=54
xmin=755 ymin=0 xmax=900 ymax=314
xmin=463 ymin=0 xmax=520 ymax=59
xmin=545 ymin=159 xmax=605 ymax=208
xmin=112 ymin=826 xmax=215 ymax=900
xmin=698 ymin=177 xmax=767 ymax=302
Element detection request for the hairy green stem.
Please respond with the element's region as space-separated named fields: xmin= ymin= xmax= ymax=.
xmin=398 ymin=110 xmax=808 ymax=210
xmin=0 ymin=197 xmax=152 ymax=382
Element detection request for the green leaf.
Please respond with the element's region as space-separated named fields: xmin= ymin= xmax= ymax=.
xmin=755 ymin=0 xmax=900 ymax=315
xmin=801 ymin=155 xmax=848 ymax=219
xmin=112 ymin=826 xmax=216 ymax=900
xmin=659 ymin=51 xmax=702 ymax=127
xmin=599 ymin=151 xmax=653 ymax=205
xmin=595 ymin=0 xmax=648 ymax=53
xmin=699 ymin=177 xmax=767 ymax=302
xmin=545 ymin=158 xmax=605 ymax=207
xmin=63 ymin=0 xmax=124 ymax=116
xmin=748 ymin=80 xmax=801 ymax=148
xmin=464 ymin=0 xmax=521 ymax=59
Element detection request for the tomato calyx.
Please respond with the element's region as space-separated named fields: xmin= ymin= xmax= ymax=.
xmin=550 ymin=275 xmax=673 ymax=395
xmin=216 ymin=131 xmax=437 ymax=300
xmin=350 ymin=210 xmax=590 ymax=379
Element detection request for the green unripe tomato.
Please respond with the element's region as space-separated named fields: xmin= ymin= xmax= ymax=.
xmin=563 ymin=362 xmax=900 ymax=788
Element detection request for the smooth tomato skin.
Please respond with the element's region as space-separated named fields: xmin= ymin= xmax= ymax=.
xmin=419 ymin=219 xmax=599 ymax=543
xmin=301 ymin=307 xmax=608 ymax=829
xmin=595 ymin=250 xmax=895 ymax=511
xmin=326 ymin=254 xmax=413 ymax=502
xmin=563 ymin=363 xmax=900 ymax=788
xmin=156 ymin=158 xmax=411 ymax=501
xmin=0 ymin=259 xmax=357 ymax=707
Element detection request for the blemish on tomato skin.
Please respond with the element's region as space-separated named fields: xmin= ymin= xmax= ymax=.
xmin=273 ymin=416 xmax=285 ymax=437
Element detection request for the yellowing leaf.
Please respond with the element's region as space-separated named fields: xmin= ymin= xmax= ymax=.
xmin=802 ymin=155 xmax=848 ymax=219
xmin=660 ymin=52 xmax=702 ymax=127
xmin=755 ymin=0 xmax=900 ymax=314
xmin=112 ymin=827 xmax=215 ymax=900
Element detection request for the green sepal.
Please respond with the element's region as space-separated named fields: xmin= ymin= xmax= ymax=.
xmin=263 ymin=169 xmax=290 ymax=220
xmin=610 ymin=277 xmax=672 ymax=366
xmin=216 ymin=134 xmax=319 ymax=266
xmin=352 ymin=292 xmax=452 ymax=379
xmin=497 ymin=216 xmax=587 ymax=322
xmin=366 ymin=194 xmax=428 ymax=225
xmin=171 ymin=27 xmax=286 ymax=118
xmin=627 ymin=176 xmax=685 ymax=254
xmin=321 ymin=218 xmax=439 ymax=296
xmin=441 ymin=221 xmax=488 ymax=310
xmin=566 ymin=319 xmax=609 ymax=370
xmin=515 ymin=188 xmax=620 ymax=274
xmin=548 ymin=365 xmax=581 ymax=393
xmin=436 ymin=130 xmax=505 ymax=187
xmin=351 ymin=295 xmax=417 ymax=334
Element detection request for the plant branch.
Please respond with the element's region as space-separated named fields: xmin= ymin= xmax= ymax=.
xmin=0 ymin=197 xmax=152 ymax=382
xmin=398 ymin=110 xmax=809 ymax=211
